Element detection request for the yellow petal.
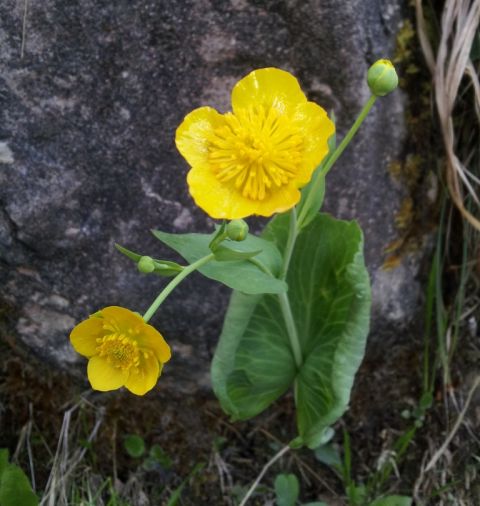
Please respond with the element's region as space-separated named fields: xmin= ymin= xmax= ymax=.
xmin=70 ymin=317 xmax=103 ymax=357
xmin=101 ymin=306 xmax=144 ymax=328
xmin=139 ymin=324 xmax=172 ymax=363
xmin=175 ymin=107 xmax=225 ymax=167
xmin=253 ymin=183 xmax=301 ymax=217
xmin=231 ymin=68 xmax=307 ymax=115
xmin=124 ymin=354 xmax=161 ymax=396
xmin=87 ymin=355 xmax=128 ymax=391
xmin=188 ymin=164 xmax=301 ymax=219
xmin=292 ymin=102 xmax=336 ymax=185
xmin=187 ymin=164 xmax=259 ymax=219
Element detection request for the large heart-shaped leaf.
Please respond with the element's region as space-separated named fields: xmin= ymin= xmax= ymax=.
xmin=152 ymin=230 xmax=286 ymax=294
xmin=211 ymin=213 xmax=371 ymax=448
xmin=212 ymin=289 xmax=296 ymax=418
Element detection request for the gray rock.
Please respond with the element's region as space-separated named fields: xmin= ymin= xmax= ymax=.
xmin=0 ymin=0 xmax=417 ymax=393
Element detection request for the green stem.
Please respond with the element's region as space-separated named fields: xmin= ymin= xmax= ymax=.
xmin=143 ymin=253 xmax=215 ymax=323
xmin=278 ymin=291 xmax=303 ymax=369
xmin=280 ymin=207 xmax=298 ymax=279
xmin=277 ymin=208 xmax=303 ymax=369
xmin=297 ymin=94 xmax=377 ymax=228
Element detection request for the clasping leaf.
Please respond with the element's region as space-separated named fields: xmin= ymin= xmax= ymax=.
xmin=115 ymin=244 xmax=184 ymax=277
xmin=152 ymin=229 xmax=287 ymax=294
xmin=211 ymin=213 xmax=371 ymax=448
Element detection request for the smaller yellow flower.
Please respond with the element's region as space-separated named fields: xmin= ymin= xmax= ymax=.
xmin=70 ymin=306 xmax=171 ymax=396
xmin=176 ymin=67 xmax=335 ymax=219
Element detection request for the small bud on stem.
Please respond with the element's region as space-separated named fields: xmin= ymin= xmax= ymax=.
xmin=138 ymin=256 xmax=156 ymax=273
xmin=226 ymin=219 xmax=249 ymax=241
xmin=367 ymin=59 xmax=398 ymax=97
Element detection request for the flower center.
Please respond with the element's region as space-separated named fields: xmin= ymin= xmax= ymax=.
xmin=207 ymin=105 xmax=303 ymax=200
xmin=96 ymin=331 xmax=140 ymax=371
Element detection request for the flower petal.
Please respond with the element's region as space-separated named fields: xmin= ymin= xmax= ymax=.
xmin=100 ymin=306 xmax=144 ymax=328
xmin=175 ymin=106 xmax=225 ymax=167
xmin=100 ymin=306 xmax=145 ymax=338
xmin=139 ymin=324 xmax=172 ymax=363
xmin=87 ymin=355 xmax=128 ymax=391
xmin=188 ymin=164 xmax=301 ymax=219
xmin=292 ymin=102 xmax=336 ymax=184
xmin=231 ymin=68 xmax=307 ymax=115
xmin=253 ymin=183 xmax=301 ymax=217
xmin=70 ymin=317 xmax=103 ymax=357
xmin=124 ymin=354 xmax=161 ymax=396
xmin=187 ymin=164 xmax=259 ymax=219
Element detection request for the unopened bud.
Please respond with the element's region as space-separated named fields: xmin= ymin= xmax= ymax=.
xmin=137 ymin=255 xmax=156 ymax=273
xmin=367 ymin=59 xmax=398 ymax=97
xmin=226 ymin=219 xmax=249 ymax=241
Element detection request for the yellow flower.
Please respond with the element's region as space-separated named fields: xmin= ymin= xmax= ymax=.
xmin=70 ymin=306 xmax=171 ymax=396
xmin=176 ymin=67 xmax=335 ymax=219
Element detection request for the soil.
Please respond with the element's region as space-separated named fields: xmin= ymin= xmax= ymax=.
xmin=2 ymin=317 xmax=478 ymax=506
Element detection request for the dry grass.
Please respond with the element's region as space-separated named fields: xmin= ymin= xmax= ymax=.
xmin=416 ymin=0 xmax=480 ymax=229
xmin=39 ymin=400 xmax=105 ymax=506
xmin=411 ymin=1 xmax=480 ymax=504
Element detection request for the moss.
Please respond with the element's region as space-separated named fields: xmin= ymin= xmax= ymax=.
xmin=382 ymin=14 xmax=441 ymax=270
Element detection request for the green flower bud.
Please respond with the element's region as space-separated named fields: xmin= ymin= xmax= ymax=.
xmin=226 ymin=219 xmax=249 ymax=241
xmin=137 ymin=255 xmax=156 ymax=273
xmin=367 ymin=59 xmax=398 ymax=97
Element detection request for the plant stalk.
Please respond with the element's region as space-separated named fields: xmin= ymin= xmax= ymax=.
xmin=297 ymin=94 xmax=377 ymax=228
xmin=278 ymin=292 xmax=303 ymax=368
xmin=277 ymin=208 xmax=303 ymax=369
xmin=143 ymin=253 xmax=215 ymax=322
xmin=280 ymin=207 xmax=298 ymax=278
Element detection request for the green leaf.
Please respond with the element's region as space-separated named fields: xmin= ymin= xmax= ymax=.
xmin=153 ymin=230 xmax=286 ymax=294
xmin=150 ymin=261 xmax=184 ymax=276
xmin=124 ymin=435 xmax=145 ymax=458
xmin=314 ymin=443 xmax=342 ymax=469
xmin=115 ymin=243 xmax=143 ymax=262
xmin=368 ymin=496 xmax=412 ymax=506
xmin=0 ymin=449 xmax=8 ymax=479
xmin=342 ymin=429 xmax=352 ymax=486
xmin=115 ymin=244 xmax=183 ymax=277
xmin=0 ymin=464 xmax=38 ymax=506
xmin=347 ymin=484 xmax=366 ymax=506
xmin=211 ymin=291 xmax=281 ymax=418
xmin=166 ymin=463 xmax=204 ymax=506
xmin=274 ymin=474 xmax=299 ymax=506
xmin=211 ymin=213 xmax=371 ymax=447
xmin=213 ymin=245 xmax=262 ymax=262
xmin=297 ymin=117 xmax=336 ymax=229
xmin=297 ymin=171 xmax=326 ymax=230
xmin=208 ymin=221 xmax=227 ymax=251
xmin=419 ymin=392 xmax=433 ymax=411
xmin=302 ymin=503 xmax=329 ymax=506
xmin=149 ymin=444 xmax=172 ymax=469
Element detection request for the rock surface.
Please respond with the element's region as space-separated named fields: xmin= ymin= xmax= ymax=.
xmin=0 ymin=0 xmax=419 ymax=393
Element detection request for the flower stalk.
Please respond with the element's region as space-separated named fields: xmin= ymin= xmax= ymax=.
xmin=143 ymin=253 xmax=215 ymax=323
xmin=277 ymin=208 xmax=303 ymax=369
xmin=296 ymin=94 xmax=377 ymax=229
xmin=280 ymin=94 xmax=380 ymax=367
xmin=279 ymin=93 xmax=377 ymax=367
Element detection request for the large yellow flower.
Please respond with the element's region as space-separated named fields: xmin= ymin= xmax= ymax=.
xmin=70 ymin=306 xmax=171 ymax=396
xmin=176 ymin=67 xmax=335 ymax=219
